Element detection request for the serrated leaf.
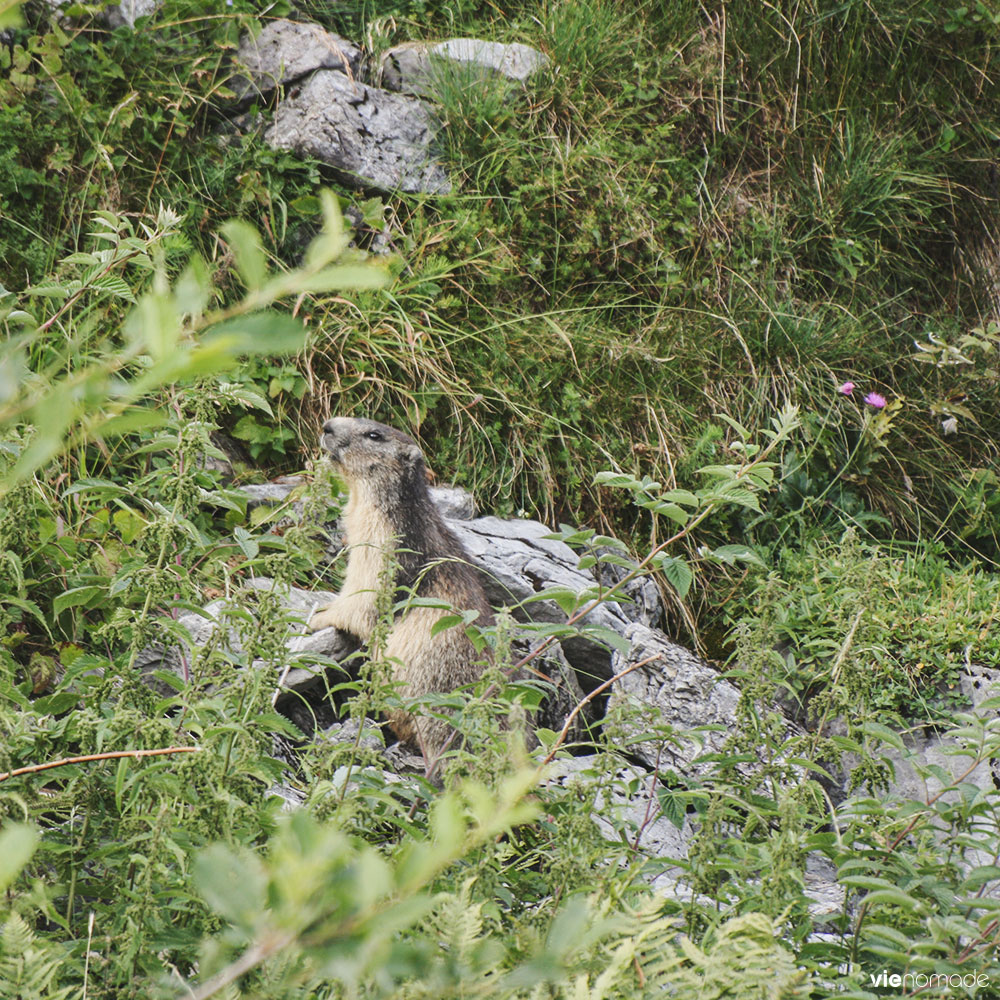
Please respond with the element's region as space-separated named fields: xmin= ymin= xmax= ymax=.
xmin=53 ymin=586 xmax=104 ymax=615
xmin=233 ymin=526 xmax=259 ymax=559
xmin=656 ymin=555 xmax=693 ymax=598
xmin=216 ymin=381 xmax=273 ymax=415
xmin=594 ymin=471 xmax=640 ymax=488
xmin=32 ymin=691 xmax=81 ymax=714
xmin=659 ymin=489 xmax=699 ymax=507
xmin=861 ymin=888 xmax=922 ymax=911
xmin=60 ymin=252 xmax=100 ymax=266
xmin=862 ymin=722 xmax=905 ymax=751
xmin=637 ymin=498 xmax=688 ymax=525
xmin=431 ymin=613 xmax=464 ymax=636
xmin=709 ymin=544 xmax=766 ymax=568
xmin=91 ymin=274 xmax=137 ymax=302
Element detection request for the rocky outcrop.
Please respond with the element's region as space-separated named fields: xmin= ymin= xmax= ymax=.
xmin=448 ymin=516 xmax=661 ymax=689
xmin=136 ymin=473 xmax=1000 ymax=921
xmin=99 ymin=8 xmax=551 ymax=196
xmin=380 ymin=38 xmax=549 ymax=96
xmin=264 ymin=70 xmax=451 ymax=195
xmin=232 ymin=19 xmax=361 ymax=101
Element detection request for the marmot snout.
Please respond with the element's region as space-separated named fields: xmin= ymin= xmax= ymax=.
xmin=310 ymin=417 xmax=496 ymax=759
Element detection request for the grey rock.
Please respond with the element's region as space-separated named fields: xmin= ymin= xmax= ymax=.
xmin=447 ymin=516 xmax=639 ymax=687
xmin=437 ymin=38 xmax=549 ymax=80
xmin=267 ymin=782 xmax=306 ymax=810
xmin=545 ymin=755 xmax=693 ymax=891
xmin=545 ymin=755 xmax=845 ymax=921
xmin=604 ymin=622 xmax=782 ymax=775
xmin=320 ymin=717 xmax=386 ymax=753
xmin=136 ymin=578 xmax=355 ymax=706
xmin=233 ymin=19 xmax=361 ymax=102
xmin=430 ymin=485 xmax=476 ymax=520
xmin=961 ymin=661 xmax=1000 ymax=708
xmin=237 ymin=475 xmax=310 ymax=511
xmin=380 ymin=37 xmax=549 ymax=96
xmin=513 ymin=637 xmax=587 ymax=740
xmin=592 ymin=548 xmax=663 ymax=630
xmin=103 ymin=0 xmax=160 ymax=27
xmin=264 ymin=70 xmax=451 ymax=195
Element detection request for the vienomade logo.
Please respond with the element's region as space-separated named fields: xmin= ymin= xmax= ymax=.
xmin=869 ymin=970 xmax=992 ymax=991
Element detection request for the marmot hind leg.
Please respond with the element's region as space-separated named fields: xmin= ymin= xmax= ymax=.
xmin=384 ymin=607 xmax=486 ymax=759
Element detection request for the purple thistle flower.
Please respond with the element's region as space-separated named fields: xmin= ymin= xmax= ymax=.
xmin=837 ymin=381 xmax=855 ymax=395
xmin=864 ymin=392 xmax=887 ymax=409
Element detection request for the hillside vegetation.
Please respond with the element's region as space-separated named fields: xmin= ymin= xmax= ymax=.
xmin=1 ymin=0 xmax=1000 ymax=997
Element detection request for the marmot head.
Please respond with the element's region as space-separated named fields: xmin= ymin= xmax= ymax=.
xmin=320 ymin=417 xmax=427 ymax=497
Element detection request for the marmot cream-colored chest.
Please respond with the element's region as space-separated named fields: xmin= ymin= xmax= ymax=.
xmin=309 ymin=417 xmax=494 ymax=757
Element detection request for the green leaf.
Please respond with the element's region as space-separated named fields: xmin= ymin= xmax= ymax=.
xmin=304 ymin=189 xmax=349 ymax=269
xmin=659 ymin=489 xmax=699 ymax=507
xmin=193 ymin=844 xmax=268 ymax=931
xmin=714 ymin=413 xmax=751 ymax=439
xmin=221 ymin=219 xmax=268 ymax=291
xmin=92 ymin=408 xmax=169 ymax=439
xmin=91 ymin=274 xmax=137 ymax=302
xmin=32 ymin=691 xmax=81 ymax=714
xmin=709 ymin=544 xmax=766 ymax=568
xmin=233 ymin=526 xmax=259 ymax=559
xmin=637 ymin=498 xmax=688 ymax=525
xmin=53 ymin=586 xmax=104 ymax=615
xmin=203 ymin=311 xmax=307 ymax=355
xmin=862 ymin=722 xmax=906 ymax=751
xmin=125 ymin=288 xmax=180 ymax=361
xmin=216 ymin=381 xmax=274 ymax=415
xmin=861 ymin=888 xmax=923 ymax=912
xmin=654 ymin=554 xmax=693 ymax=598
xmin=0 ymin=823 xmax=39 ymax=893
xmin=292 ymin=264 xmax=388 ymax=294
xmin=594 ymin=471 xmax=641 ymax=489
xmin=173 ymin=255 xmax=211 ymax=319
xmin=431 ymin=613 xmax=465 ymax=636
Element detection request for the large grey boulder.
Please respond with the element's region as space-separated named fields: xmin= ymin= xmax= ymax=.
xmin=447 ymin=516 xmax=661 ymax=688
xmin=603 ymin=622 xmax=777 ymax=774
xmin=233 ymin=20 xmax=361 ymax=102
xmin=380 ymin=38 xmax=549 ymax=96
xmin=264 ymin=70 xmax=451 ymax=195
xmin=546 ymin=755 xmax=845 ymax=922
xmin=136 ymin=577 xmax=359 ymax=734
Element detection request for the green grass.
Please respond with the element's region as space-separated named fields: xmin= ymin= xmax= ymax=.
xmin=4 ymin=2 xmax=1000 ymax=995
xmin=2 ymin=0 xmax=999 ymax=673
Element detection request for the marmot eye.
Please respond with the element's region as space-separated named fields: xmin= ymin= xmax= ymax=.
xmin=365 ymin=430 xmax=383 ymax=441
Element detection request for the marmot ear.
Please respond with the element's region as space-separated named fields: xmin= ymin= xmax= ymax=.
xmin=405 ymin=444 xmax=423 ymax=466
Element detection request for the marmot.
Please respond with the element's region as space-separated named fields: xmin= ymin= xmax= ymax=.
xmin=309 ymin=416 xmax=495 ymax=758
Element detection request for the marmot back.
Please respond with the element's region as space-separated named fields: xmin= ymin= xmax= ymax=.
xmin=309 ymin=416 xmax=495 ymax=759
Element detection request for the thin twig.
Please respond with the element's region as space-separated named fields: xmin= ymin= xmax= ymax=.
xmin=0 ymin=746 xmax=202 ymax=783
xmin=186 ymin=931 xmax=295 ymax=1000
xmin=540 ymin=654 xmax=661 ymax=767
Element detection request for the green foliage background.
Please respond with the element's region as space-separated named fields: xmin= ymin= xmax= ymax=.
xmin=2 ymin=0 xmax=1000 ymax=997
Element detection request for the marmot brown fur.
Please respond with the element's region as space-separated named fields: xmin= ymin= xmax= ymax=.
xmin=309 ymin=416 xmax=494 ymax=758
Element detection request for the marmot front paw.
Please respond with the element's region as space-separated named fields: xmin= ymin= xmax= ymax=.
xmin=309 ymin=604 xmax=342 ymax=632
